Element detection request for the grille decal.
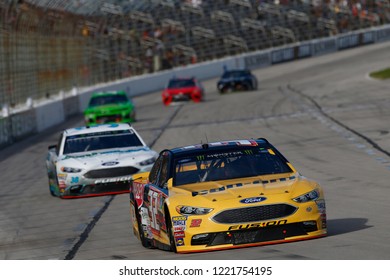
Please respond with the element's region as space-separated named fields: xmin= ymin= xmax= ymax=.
xmin=212 ymin=204 xmax=297 ymax=224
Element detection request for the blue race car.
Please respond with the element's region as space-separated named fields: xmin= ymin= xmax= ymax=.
xmin=217 ymin=69 xmax=258 ymax=93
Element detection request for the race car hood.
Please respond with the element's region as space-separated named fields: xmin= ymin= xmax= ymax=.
xmin=58 ymin=147 xmax=156 ymax=169
xmin=218 ymin=76 xmax=249 ymax=83
xmin=164 ymin=87 xmax=198 ymax=95
xmin=173 ymin=173 xmax=314 ymax=203
xmin=84 ymin=103 xmax=133 ymax=114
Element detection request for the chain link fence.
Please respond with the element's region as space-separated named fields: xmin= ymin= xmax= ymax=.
xmin=1 ymin=0 xmax=389 ymax=112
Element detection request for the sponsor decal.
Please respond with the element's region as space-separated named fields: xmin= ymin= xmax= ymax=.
xmin=71 ymin=177 xmax=79 ymax=184
xmin=175 ymin=238 xmax=184 ymax=246
xmin=206 ymin=151 xmax=243 ymax=159
xmin=267 ymin=149 xmax=276 ymax=155
xmin=133 ymin=182 xmax=145 ymax=207
xmin=94 ymin=176 xmax=132 ymax=184
xmin=190 ymin=219 xmax=202 ymax=227
xmin=102 ymin=161 xmax=119 ymax=166
xmin=58 ymin=173 xmax=67 ymax=180
xmin=239 ymin=197 xmax=267 ymax=204
xmin=59 ymin=181 xmax=66 ymax=189
xmin=172 ymin=217 xmax=186 ymax=226
xmin=172 ymin=216 xmax=187 ymax=221
xmin=109 ymin=124 xmax=119 ymax=128
xmin=173 ymin=220 xmax=186 ymax=226
xmin=228 ymin=220 xmax=288 ymax=230
xmin=173 ymin=231 xmax=185 ymax=238
xmin=177 ymin=158 xmax=192 ymax=163
xmin=173 ymin=226 xmax=186 ymax=231
xmin=63 ymin=147 xmax=150 ymax=159
xmin=192 ymin=176 xmax=296 ymax=196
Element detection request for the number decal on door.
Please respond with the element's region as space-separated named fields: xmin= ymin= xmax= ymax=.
xmin=148 ymin=190 xmax=160 ymax=231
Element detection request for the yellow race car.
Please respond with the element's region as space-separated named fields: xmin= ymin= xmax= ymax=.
xmin=129 ymin=139 xmax=326 ymax=253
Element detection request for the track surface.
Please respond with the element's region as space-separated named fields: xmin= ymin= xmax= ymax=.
xmin=1 ymin=42 xmax=389 ymax=260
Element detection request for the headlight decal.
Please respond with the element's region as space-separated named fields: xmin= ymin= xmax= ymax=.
xmin=176 ymin=205 xmax=213 ymax=215
xmin=139 ymin=157 xmax=156 ymax=166
xmin=292 ymin=189 xmax=320 ymax=203
xmin=60 ymin=166 xmax=82 ymax=173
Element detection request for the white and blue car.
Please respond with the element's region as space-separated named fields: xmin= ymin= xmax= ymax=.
xmin=46 ymin=123 xmax=157 ymax=198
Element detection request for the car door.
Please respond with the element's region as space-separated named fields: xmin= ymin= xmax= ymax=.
xmin=46 ymin=133 xmax=62 ymax=178
xmin=145 ymin=152 xmax=170 ymax=237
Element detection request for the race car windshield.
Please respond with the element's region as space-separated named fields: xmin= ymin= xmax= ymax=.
xmin=89 ymin=94 xmax=128 ymax=106
xmin=168 ymin=79 xmax=195 ymax=88
xmin=174 ymin=147 xmax=292 ymax=186
xmin=63 ymin=130 xmax=143 ymax=154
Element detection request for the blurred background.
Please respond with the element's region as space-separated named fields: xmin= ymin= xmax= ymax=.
xmin=1 ymin=0 xmax=389 ymax=109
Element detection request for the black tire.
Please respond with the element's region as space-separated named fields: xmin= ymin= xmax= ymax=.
xmin=49 ymin=182 xmax=56 ymax=196
xmin=242 ymin=83 xmax=250 ymax=91
xmin=47 ymin=170 xmax=58 ymax=197
xmin=165 ymin=210 xmax=177 ymax=253
xmin=135 ymin=205 xmax=154 ymax=248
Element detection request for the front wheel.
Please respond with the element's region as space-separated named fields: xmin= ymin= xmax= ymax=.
xmin=47 ymin=169 xmax=58 ymax=197
xmin=163 ymin=95 xmax=172 ymax=106
xmin=165 ymin=210 xmax=177 ymax=253
xmin=191 ymin=93 xmax=202 ymax=103
xmin=219 ymin=86 xmax=230 ymax=94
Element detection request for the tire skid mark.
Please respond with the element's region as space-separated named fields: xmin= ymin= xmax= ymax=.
xmin=63 ymin=105 xmax=182 ymax=260
xmin=281 ymin=84 xmax=390 ymax=165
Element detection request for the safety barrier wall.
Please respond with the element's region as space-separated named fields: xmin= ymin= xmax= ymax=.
xmin=0 ymin=118 xmax=12 ymax=149
xmin=0 ymin=24 xmax=389 ymax=149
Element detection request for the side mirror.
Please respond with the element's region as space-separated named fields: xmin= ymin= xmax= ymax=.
xmin=165 ymin=178 xmax=173 ymax=189
xmin=48 ymin=144 xmax=57 ymax=151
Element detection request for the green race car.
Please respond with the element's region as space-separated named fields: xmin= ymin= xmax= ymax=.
xmin=84 ymin=91 xmax=136 ymax=126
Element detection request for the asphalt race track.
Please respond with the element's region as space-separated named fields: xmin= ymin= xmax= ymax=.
xmin=0 ymin=41 xmax=389 ymax=260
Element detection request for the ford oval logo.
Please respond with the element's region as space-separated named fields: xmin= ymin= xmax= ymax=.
xmin=239 ymin=197 xmax=267 ymax=204
xmin=102 ymin=161 xmax=119 ymax=166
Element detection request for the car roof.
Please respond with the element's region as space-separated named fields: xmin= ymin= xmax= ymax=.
xmin=64 ymin=123 xmax=133 ymax=136
xmin=169 ymin=139 xmax=270 ymax=157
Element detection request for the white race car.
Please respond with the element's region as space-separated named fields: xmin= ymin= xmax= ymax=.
xmin=46 ymin=123 xmax=157 ymax=198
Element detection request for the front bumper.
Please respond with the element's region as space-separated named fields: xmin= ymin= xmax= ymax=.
xmin=85 ymin=111 xmax=135 ymax=125
xmin=60 ymin=181 xmax=131 ymax=198
xmin=57 ymin=165 xmax=151 ymax=198
xmin=172 ymin=200 xmax=327 ymax=253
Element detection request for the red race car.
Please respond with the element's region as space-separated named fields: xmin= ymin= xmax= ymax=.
xmin=162 ymin=77 xmax=204 ymax=106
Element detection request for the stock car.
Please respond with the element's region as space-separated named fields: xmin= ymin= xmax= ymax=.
xmin=161 ymin=77 xmax=204 ymax=106
xmin=129 ymin=139 xmax=327 ymax=253
xmin=46 ymin=123 xmax=157 ymax=198
xmin=217 ymin=69 xmax=258 ymax=93
xmin=84 ymin=91 xmax=136 ymax=126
